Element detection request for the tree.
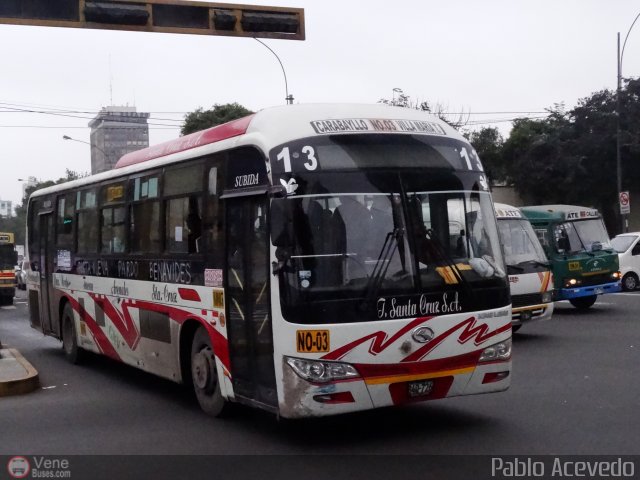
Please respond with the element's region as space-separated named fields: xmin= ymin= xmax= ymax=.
xmin=2 ymin=169 xmax=85 ymax=246
xmin=378 ymin=88 xmax=469 ymax=129
xmin=181 ymin=103 xmax=254 ymax=135
xmin=466 ymin=127 xmax=504 ymax=184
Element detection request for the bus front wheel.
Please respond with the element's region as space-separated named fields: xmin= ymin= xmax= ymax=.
xmin=191 ymin=326 xmax=231 ymax=417
xmin=62 ymin=303 xmax=84 ymax=364
xmin=569 ymin=295 xmax=597 ymax=310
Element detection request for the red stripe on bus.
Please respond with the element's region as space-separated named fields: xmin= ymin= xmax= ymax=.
xmin=66 ymin=296 xmax=121 ymax=361
xmin=91 ymin=294 xmax=141 ymax=350
xmin=115 ymin=298 xmax=231 ymax=371
xmin=402 ymin=318 xmax=511 ymax=363
xmin=321 ymin=316 xmax=433 ymax=361
xmin=115 ymin=114 xmax=255 ymax=168
xmin=353 ymin=349 xmax=482 ymax=379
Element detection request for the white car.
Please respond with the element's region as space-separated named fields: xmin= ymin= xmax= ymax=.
xmin=14 ymin=265 xmax=26 ymax=290
xmin=611 ymin=232 xmax=640 ymax=291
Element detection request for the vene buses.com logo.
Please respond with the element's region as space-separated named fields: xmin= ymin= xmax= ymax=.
xmin=7 ymin=456 xmax=30 ymax=479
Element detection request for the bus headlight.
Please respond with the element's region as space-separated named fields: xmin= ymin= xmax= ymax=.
xmin=564 ymin=278 xmax=582 ymax=288
xmin=479 ymin=338 xmax=512 ymax=362
xmin=285 ymin=357 xmax=360 ymax=383
xmin=541 ymin=291 xmax=554 ymax=303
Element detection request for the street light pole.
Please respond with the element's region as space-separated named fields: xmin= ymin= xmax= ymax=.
xmin=62 ymin=134 xmax=107 ymax=170
xmin=616 ymin=11 xmax=640 ymax=233
xmin=616 ymin=32 xmax=623 ymax=233
xmin=253 ymin=38 xmax=293 ymax=105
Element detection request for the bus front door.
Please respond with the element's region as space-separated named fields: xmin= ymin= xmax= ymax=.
xmin=225 ymin=197 xmax=278 ymax=410
xmin=38 ymin=213 xmax=58 ymax=336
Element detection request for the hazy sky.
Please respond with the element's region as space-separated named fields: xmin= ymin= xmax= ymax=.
xmin=1 ymin=0 xmax=639 ymax=208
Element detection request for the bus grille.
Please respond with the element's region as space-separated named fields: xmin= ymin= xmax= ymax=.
xmin=512 ymin=293 xmax=544 ymax=308
xmin=581 ymin=272 xmax=614 ymax=286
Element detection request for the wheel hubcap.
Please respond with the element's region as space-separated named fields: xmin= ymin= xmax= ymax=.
xmin=193 ymin=348 xmax=215 ymax=392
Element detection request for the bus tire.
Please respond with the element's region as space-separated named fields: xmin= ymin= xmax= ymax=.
xmin=569 ymin=295 xmax=597 ymax=310
xmin=62 ymin=302 xmax=84 ymax=364
xmin=191 ymin=326 xmax=231 ymax=417
xmin=622 ymin=273 xmax=638 ymax=291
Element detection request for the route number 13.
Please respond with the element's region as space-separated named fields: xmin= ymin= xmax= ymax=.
xmin=276 ymin=146 xmax=318 ymax=173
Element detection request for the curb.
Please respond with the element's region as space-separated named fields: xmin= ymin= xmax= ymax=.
xmin=0 ymin=348 xmax=40 ymax=397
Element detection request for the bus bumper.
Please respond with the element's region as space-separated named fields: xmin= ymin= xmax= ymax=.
xmin=279 ymin=356 xmax=512 ymax=419
xmin=556 ymin=281 xmax=621 ymax=300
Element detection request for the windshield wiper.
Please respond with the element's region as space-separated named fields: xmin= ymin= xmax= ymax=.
xmin=360 ymin=228 xmax=404 ymax=310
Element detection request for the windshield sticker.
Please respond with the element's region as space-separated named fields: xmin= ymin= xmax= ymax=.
xmin=204 ymin=269 xmax=223 ymax=287
xmin=57 ymin=250 xmax=72 ymax=270
xmin=280 ymin=177 xmax=299 ymax=195
xmin=310 ymin=118 xmax=446 ymax=135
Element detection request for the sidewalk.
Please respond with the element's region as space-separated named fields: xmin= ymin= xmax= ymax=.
xmin=0 ymin=348 xmax=39 ymax=397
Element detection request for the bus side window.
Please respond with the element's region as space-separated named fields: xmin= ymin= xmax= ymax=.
xmin=100 ymin=182 xmax=127 ymax=254
xmin=76 ymin=189 xmax=99 ymax=254
xmin=204 ymin=163 xmax=225 ymax=265
xmin=56 ymin=193 xmax=75 ymax=249
xmin=164 ymin=163 xmax=204 ymax=254
xmin=130 ymin=174 xmax=161 ymax=253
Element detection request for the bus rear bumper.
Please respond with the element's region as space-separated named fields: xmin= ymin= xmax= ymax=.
xmin=557 ymin=281 xmax=621 ymax=300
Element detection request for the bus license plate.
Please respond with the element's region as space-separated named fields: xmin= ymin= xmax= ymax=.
xmin=408 ymin=379 xmax=434 ymax=398
xmin=296 ymin=330 xmax=330 ymax=353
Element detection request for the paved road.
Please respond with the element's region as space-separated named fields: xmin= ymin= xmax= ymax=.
xmin=1 ymin=290 xmax=639 ymax=455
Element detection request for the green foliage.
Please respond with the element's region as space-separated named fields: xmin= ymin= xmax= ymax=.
xmin=496 ymin=80 xmax=640 ymax=234
xmin=378 ymin=88 xmax=468 ymax=129
xmin=181 ymin=103 xmax=254 ymax=135
xmin=466 ymin=127 xmax=504 ymax=184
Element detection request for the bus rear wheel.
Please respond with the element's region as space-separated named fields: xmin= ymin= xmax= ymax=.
xmin=569 ymin=295 xmax=597 ymax=310
xmin=191 ymin=326 xmax=231 ymax=417
xmin=62 ymin=303 xmax=84 ymax=364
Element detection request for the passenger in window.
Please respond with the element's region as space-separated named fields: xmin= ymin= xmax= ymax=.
xmin=186 ymin=196 xmax=202 ymax=253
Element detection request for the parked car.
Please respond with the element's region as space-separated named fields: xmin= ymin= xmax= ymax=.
xmin=14 ymin=264 xmax=26 ymax=290
xmin=611 ymin=232 xmax=640 ymax=291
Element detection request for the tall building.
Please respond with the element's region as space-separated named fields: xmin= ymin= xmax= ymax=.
xmin=88 ymin=106 xmax=150 ymax=174
xmin=0 ymin=199 xmax=13 ymax=218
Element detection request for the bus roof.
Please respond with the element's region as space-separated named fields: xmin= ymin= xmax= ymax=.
xmin=520 ymin=205 xmax=601 ymax=222
xmin=30 ymin=103 xmax=463 ymax=200
xmin=117 ymin=103 xmax=461 ymax=168
xmin=494 ymin=203 xmax=523 ymax=219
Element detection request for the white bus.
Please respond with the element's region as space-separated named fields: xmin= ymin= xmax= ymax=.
xmin=26 ymin=104 xmax=512 ymax=418
xmin=494 ymin=203 xmax=554 ymax=332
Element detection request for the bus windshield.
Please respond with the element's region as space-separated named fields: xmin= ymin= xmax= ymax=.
xmin=554 ymin=219 xmax=611 ymax=253
xmin=270 ymin=152 xmax=507 ymax=324
xmin=498 ymin=218 xmax=547 ymax=266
